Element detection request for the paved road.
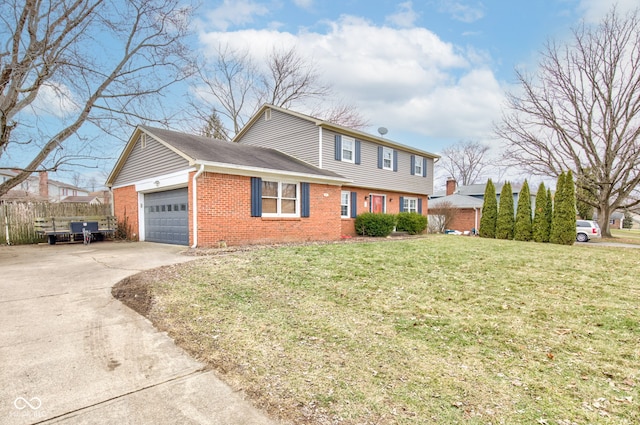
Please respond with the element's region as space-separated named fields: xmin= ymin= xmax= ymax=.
xmin=0 ymin=242 xmax=278 ymax=425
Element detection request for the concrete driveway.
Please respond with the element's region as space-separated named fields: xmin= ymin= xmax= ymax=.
xmin=0 ymin=242 xmax=278 ymax=425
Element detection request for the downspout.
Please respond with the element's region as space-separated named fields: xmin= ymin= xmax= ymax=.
xmin=474 ymin=207 xmax=479 ymax=234
xmin=191 ymin=164 xmax=205 ymax=249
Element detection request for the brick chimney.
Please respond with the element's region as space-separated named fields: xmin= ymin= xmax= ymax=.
xmin=39 ymin=171 xmax=49 ymax=199
xmin=446 ymin=177 xmax=457 ymax=196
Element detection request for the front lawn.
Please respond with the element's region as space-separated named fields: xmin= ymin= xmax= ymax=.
xmin=122 ymin=236 xmax=639 ymax=424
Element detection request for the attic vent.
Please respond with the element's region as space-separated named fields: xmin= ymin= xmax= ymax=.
xmin=140 ymin=133 xmax=147 ymax=148
xmin=264 ymin=108 xmax=271 ymax=121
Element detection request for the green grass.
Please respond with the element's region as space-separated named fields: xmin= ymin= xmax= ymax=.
xmin=147 ymin=236 xmax=639 ymax=424
xmin=610 ymin=228 xmax=640 ymax=244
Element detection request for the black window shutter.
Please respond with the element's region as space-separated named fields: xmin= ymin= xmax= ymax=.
xmin=301 ymin=182 xmax=310 ymax=217
xmin=334 ymin=135 xmax=342 ymax=161
xmin=418 ymin=198 xmax=423 ymax=214
xmin=410 ymin=155 xmax=415 ymax=175
xmin=377 ymin=146 xmax=383 ymax=169
xmin=393 ymin=150 xmax=398 ymax=172
xmin=350 ymin=191 xmax=357 ymax=218
xmin=422 ymin=158 xmax=428 ymax=177
xmin=355 ymin=140 xmax=361 ymax=165
xmin=399 ymin=196 xmax=405 ymax=212
xmin=250 ymin=177 xmax=262 ymax=217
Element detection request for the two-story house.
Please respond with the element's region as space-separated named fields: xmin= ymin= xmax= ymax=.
xmin=106 ymin=105 xmax=438 ymax=247
xmin=234 ymin=105 xmax=438 ymax=237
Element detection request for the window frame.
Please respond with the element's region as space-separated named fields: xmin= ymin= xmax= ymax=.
xmin=414 ymin=155 xmax=423 ymax=176
xmin=340 ymin=191 xmax=351 ymax=218
xmin=341 ymin=136 xmax=355 ymax=163
xmin=403 ymin=197 xmax=419 ymax=213
xmin=382 ymin=147 xmax=393 ymax=170
xmin=261 ymin=180 xmax=300 ymax=218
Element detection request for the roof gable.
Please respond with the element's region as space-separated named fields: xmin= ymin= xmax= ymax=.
xmin=107 ymin=125 xmax=347 ymax=187
xmin=235 ymin=104 xmax=440 ymax=159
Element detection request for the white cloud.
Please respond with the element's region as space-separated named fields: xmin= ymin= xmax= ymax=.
xmin=205 ymin=0 xmax=269 ymax=31
xmin=438 ymin=0 xmax=485 ymax=23
xmin=32 ymin=83 xmax=79 ymax=118
xmin=578 ymin=0 xmax=639 ymax=23
xmin=198 ymin=14 xmax=504 ymax=145
xmin=292 ymin=0 xmax=313 ymax=10
xmin=386 ymin=1 xmax=419 ymax=28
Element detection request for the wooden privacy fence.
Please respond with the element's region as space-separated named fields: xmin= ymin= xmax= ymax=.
xmin=1 ymin=201 xmax=112 ymax=245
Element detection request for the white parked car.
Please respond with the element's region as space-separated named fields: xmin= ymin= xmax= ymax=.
xmin=576 ymin=220 xmax=601 ymax=242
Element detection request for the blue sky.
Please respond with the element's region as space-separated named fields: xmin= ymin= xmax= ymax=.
xmin=195 ymin=0 xmax=633 ymax=149
xmin=3 ymin=0 xmax=636 ymax=188
xmin=190 ymin=0 xmax=636 ymax=186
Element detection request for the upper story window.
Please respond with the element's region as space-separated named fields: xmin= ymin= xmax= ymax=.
xmin=382 ymin=147 xmax=393 ymax=170
xmin=414 ymin=156 xmax=423 ymax=176
xmin=334 ymin=135 xmax=360 ymax=164
xmin=262 ymin=180 xmax=298 ymax=217
xmin=341 ymin=136 xmax=355 ymax=163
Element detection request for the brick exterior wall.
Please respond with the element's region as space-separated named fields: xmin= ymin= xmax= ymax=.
xmin=112 ymin=185 xmax=139 ymax=241
xmin=113 ymin=174 xmax=431 ymax=246
xmin=340 ymin=186 xmax=429 ymax=236
xmin=193 ymin=172 xmax=344 ymax=247
xmin=449 ymin=208 xmax=481 ymax=233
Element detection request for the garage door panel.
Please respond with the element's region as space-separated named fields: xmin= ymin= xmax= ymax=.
xmin=144 ymin=188 xmax=188 ymax=245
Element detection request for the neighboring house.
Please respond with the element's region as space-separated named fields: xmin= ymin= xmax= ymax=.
xmin=90 ymin=190 xmax=112 ymax=205
xmin=428 ymin=178 xmax=484 ymax=232
xmin=606 ymin=211 xmax=640 ymax=230
xmin=106 ymin=105 xmax=438 ymax=247
xmin=0 ymin=169 xmax=49 ymax=202
xmin=0 ymin=170 xmax=89 ymax=203
xmin=428 ymin=178 xmax=538 ymax=233
xmin=60 ymin=195 xmax=102 ymax=205
xmin=47 ymin=178 xmax=89 ymax=202
xmin=431 ymin=179 xmax=536 ymax=209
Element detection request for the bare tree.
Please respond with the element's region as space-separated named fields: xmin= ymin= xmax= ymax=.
xmin=194 ymin=44 xmax=256 ymax=136
xmin=193 ymin=43 xmax=368 ymax=137
xmin=428 ymin=201 xmax=458 ymax=233
xmin=257 ymin=47 xmax=330 ymax=108
xmin=440 ymin=140 xmax=490 ymax=186
xmin=310 ymin=101 xmax=370 ymax=130
xmin=0 ymin=0 xmax=195 ymax=198
xmin=496 ymin=7 xmax=640 ymax=237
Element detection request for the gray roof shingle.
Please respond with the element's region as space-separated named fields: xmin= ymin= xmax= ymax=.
xmin=141 ymin=126 xmax=346 ymax=180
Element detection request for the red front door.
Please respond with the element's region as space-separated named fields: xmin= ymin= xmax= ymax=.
xmin=371 ymin=195 xmax=384 ymax=213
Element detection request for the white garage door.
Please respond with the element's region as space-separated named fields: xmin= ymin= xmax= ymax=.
xmin=144 ymin=188 xmax=189 ymax=245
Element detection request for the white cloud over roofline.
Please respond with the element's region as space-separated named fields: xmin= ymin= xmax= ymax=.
xmin=198 ymin=13 xmax=504 ymax=143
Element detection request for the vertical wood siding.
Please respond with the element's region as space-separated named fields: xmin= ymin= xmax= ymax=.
xmin=113 ymin=134 xmax=190 ymax=187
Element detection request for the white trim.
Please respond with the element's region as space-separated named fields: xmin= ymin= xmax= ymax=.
xmin=261 ymin=180 xmax=300 ymax=218
xmin=382 ymin=147 xmax=393 ymax=170
xmin=132 ymin=169 xmax=192 ymax=193
xmin=138 ymin=192 xmax=145 ymax=241
xmin=340 ymin=191 xmax=351 ymax=218
xmin=414 ymin=155 xmax=423 ymax=176
xmin=191 ymin=164 xmax=205 ymax=248
xmin=369 ymin=193 xmax=387 ymax=213
xmin=403 ymin=196 xmax=419 ymax=213
xmin=194 ymin=160 xmax=351 ymax=185
xmin=341 ymin=136 xmax=355 ymax=164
